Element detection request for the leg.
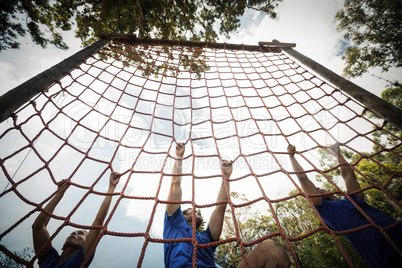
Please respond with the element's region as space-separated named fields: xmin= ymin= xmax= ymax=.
xmin=329 ymin=143 xmax=364 ymax=200
xmin=237 ymin=240 xmax=289 ymax=268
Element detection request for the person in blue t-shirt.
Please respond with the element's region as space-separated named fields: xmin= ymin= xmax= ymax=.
xmin=32 ymin=171 xmax=121 ymax=267
xmin=287 ymin=143 xmax=402 ymax=268
xmin=164 ymin=142 xmax=290 ymax=268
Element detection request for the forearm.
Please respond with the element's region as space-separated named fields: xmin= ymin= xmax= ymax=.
xmin=215 ymin=173 xmax=230 ymax=215
xmin=335 ymin=152 xmax=363 ymax=199
xmin=33 ymin=193 xmax=64 ymax=228
xmin=32 ymin=192 xmax=65 ymax=257
xmin=289 ymin=155 xmax=309 ymax=181
xmin=289 ymin=155 xmax=319 ymax=195
xmin=172 ymin=158 xmax=183 ymax=184
xmin=208 ymin=178 xmax=229 ymax=241
xmin=217 ymin=179 xmax=228 ymax=205
xmin=166 ymin=157 xmax=183 ymax=215
xmin=287 ymin=146 xmax=321 ymax=205
xmin=92 ymin=185 xmax=116 ymax=226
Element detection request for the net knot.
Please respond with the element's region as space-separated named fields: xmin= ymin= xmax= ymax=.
xmin=11 ymin=114 xmax=19 ymax=128
xmin=30 ymin=100 xmax=36 ymax=109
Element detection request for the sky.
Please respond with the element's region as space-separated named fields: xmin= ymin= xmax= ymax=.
xmin=0 ymin=0 xmax=400 ymax=267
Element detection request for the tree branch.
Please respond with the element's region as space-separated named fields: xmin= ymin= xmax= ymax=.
xmin=136 ymin=0 xmax=145 ymax=34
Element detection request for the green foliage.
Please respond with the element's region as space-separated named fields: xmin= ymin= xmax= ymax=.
xmin=197 ymin=208 xmax=206 ymax=233
xmin=214 ymin=192 xmax=368 ymax=267
xmin=0 ymin=247 xmax=34 ymax=268
xmin=214 ymin=192 xmax=279 ymax=267
xmin=318 ymin=86 xmax=402 ymax=219
xmin=276 ymin=191 xmax=368 ymax=268
xmin=291 ymin=232 xmax=368 ymax=268
xmin=335 ymin=0 xmax=402 ymax=77
xmin=100 ymin=41 xmax=210 ymax=79
xmin=0 ymin=0 xmax=283 ymax=52
xmin=363 ymin=86 xmax=402 ymax=219
xmin=368 ymin=85 xmax=402 ymax=136
xmin=0 ymin=0 xmax=75 ymax=51
xmin=317 ymin=147 xmax=402 ymax=220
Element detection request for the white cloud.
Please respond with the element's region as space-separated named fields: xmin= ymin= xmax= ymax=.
xmin=0 ymin=61 xmax=19 ymax=95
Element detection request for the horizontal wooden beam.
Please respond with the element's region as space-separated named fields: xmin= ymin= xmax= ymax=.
xmin=100 ymin=34 xmax=295 ymax=51
xmin=258 ymin=41 xmax=296 ymax=48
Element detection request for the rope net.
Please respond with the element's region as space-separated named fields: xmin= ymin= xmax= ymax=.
xmin=0 ymin=38 xmax=401 ymax=267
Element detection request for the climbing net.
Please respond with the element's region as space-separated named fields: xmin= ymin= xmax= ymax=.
xmin=0 ymin=38 xmax=401 ymax=267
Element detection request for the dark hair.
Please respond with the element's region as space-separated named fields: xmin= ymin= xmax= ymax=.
xmin=182 ymin=208 xmax=192 ymax=215
xmin=182 ymin=208 xmax=202 ymax=229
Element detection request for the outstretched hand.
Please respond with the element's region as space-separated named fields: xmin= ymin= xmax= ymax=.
xmin=328 ymin=142 xmax=340 ymax=154
xmin=109 ymin=172 xmax=121 ymax=188
xmin=221 ymin=160 xmax=233 ymax=178
xmin=176 ymin=142 xmax=185 ymax=158
xmin=57 ymin=179 xmax=70 ymax=194
xmin=287 ymin=144 xmax=296 ymax=156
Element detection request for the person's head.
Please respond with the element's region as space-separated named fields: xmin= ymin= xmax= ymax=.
xmin=317 ymin=188 xmax=340 ymax=201
xmin=183 ymin=208 xmax=203 ymax=229
xmin=62 ymin=230 xmax=88 ymax=251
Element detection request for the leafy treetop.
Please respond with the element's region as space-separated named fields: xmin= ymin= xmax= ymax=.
xmin=335 ymin=0 xmax=402 ymax=78
xmin=0 ymin=0 xmax=283 ymax=51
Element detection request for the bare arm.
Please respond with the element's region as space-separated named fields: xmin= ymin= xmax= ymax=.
xmin=287 ymin=145 xmax=322 ymax=205
xmin=83 ymin=172 xmax=120 ymax=257
xmin=208 ymin=160 xmax=232 ymax=242
xmin=32 ymin=179 xmax=69 ymax=260
xmin=329 ymin=143 xmax=364 ymax=200
xmin=166 ymin=143 xmax=185 ymax=216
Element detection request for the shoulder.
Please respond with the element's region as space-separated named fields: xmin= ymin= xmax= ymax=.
xmin=315 ymin=197 xmax=331 ymax=209
xmin=38 ymin=247 xmax=59 ymax=267
xmin=164 ymin=207 xmax=190 ymax=232
xmin=62 ymin=247 xmax=94 ymax=268
xmin=198 ymin=227 xmax=214 ymax=243
xmin=315 ymin=198 xmax=346 ymax=214
xmin=165 ymin=207 xmax=184 ymax=224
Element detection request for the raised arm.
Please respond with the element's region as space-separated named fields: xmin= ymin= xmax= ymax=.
xmin=287 ymin=145 xmax=322 ymax=205
xmin=166 ymin=143 xmax=185 ymax=216
xmin=329 ymin=143 xmax=364 ymax=200
xmin=83 ymin=171 xmax=120 ymax=257
xmin=208 ymin=160 xmax=232 ymax=242
xmin=32 ymin=179 xmax=70 ymax=260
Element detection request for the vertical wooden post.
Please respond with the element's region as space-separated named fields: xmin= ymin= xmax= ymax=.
xmin=0 ymin=38 xmax=111 ymax=123
xmin=262 ymin=40 xmax=402 ymax=130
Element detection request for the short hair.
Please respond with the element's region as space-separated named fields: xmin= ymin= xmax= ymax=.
xmin=182 ymin=208 xmax=192 ymax=215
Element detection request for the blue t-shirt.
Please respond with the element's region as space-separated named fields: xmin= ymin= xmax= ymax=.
xmin=164 ymin=207 xmax=217 ymax=268
xmin=315 ymin=195 xmax=402 ymax=268
xmin=38 ymin=246 xmax=94 ymax=268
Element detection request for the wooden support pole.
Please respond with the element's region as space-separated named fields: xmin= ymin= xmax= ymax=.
xmin=264 ymin=40 xmax=402 ymax=131
xmin=100 ymin=33 xmax=295 ymax=51
xmin=0 ymin=38 xmax=111 ymax=123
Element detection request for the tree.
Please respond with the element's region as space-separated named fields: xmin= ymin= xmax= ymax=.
xmin=214 ymin=192 xmax=279 ymax=267
xmin=318 ymin=86 xmax=402 ymax=220
xmin=197 ymin=208 xmax=206 ymax=233
xmin=363 ymin=85 xmax=402 ymax=218
xmin=0 ymin=0 xmax=75 ymax=51
xmin=99 ymin=41 xmax=211 ymax=79
xmin=276 ymin=191 xmax=367 ymax=268
xmin=370 ymin=85 xmax=402 ymax=136
xmin=214 ymin=192 xmax=367 ymax=267
xmin=0 ymin=0 xmax=283 ymax=52
xmin=335 ymin=0 xmax=402 ymax=78
xmin=0 ymin=247 xmax=34 ymax=268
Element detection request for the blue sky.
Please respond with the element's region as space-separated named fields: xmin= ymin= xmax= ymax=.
xmin=0 ymin=0 xmax=400 ymax=267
